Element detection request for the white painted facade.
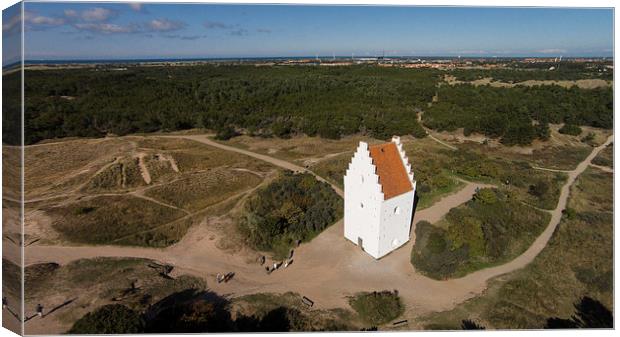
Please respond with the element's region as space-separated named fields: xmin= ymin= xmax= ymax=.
xmin=343 ymin=136 xmax=416 ymax=259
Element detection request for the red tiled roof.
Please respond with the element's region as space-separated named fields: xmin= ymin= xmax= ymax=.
xmin=368 ymin=142 xmax=412 ymax=200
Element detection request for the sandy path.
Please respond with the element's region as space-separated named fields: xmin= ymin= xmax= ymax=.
xmin=136 ymin=153 xmax=152 ymax=184
xmin=12 ymin=133 xmax=613 ymax=333
xmin=589 ymin=163 xmax=613 ymax=173
xmin=416 ymin=110 xmax=457 ymax=151
xmin=532 ymin=166 xmax=572 ymax=173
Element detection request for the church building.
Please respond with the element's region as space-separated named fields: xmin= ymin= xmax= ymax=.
xmin=343 ymin=136 xmax=416 ymax=259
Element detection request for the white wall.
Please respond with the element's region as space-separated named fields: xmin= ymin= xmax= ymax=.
xmin=376 ymin=188 xmax=415 ymax=258
xmin=344 ymin=142 xmax=384 ymax=257
xmin=344 ymin=139 xmax=417 ymax=260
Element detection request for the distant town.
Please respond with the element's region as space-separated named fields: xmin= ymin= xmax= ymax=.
xmin=12 ymin=56 xmax=614 ymax=72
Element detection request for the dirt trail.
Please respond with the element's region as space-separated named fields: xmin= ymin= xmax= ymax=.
xmin=137 ymin=153 xmax=152 ymax=184
xmin=13 ymin=133 xmax=613 ymax=333
xmin=589 ymin=163 xmax=613 ymax=173
xmin=532 ymin=166 xmax=571 ymax=173
xmin=416 ymin=111 xmax=458 ymax=151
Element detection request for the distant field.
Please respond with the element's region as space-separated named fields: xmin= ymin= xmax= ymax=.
xmin=445 ymin=75 xmax=612 ymax=89
xmin=417 ymin=167 xmax=613 ymax=329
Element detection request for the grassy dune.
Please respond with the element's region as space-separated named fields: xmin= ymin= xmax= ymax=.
xmin=417 ymin=168 xmax=613 ymax=329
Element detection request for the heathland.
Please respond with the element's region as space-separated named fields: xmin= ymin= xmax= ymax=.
xmin=2 ymin=62 xmax=613 ymax=333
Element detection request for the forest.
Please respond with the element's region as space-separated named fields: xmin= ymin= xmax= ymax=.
xmin=14 ymin=65 xmax=436 ymax=145
xmin=3 ymin=63 xmax=612 ymax=146
xmin=424 ymin=83 xmax=612 ymax=145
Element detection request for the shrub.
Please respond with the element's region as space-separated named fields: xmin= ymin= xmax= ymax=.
xmin=349 ymin=291 xmax=403 ymax=325
xmin=558 ymin=124 xmax=582 ymax=136
xmin=528 ymin=180 xmax=550 ymax=198
xmin=68 ymin=304 xmax=145 ymax=334
xmin=581 ymin=132 xmax=595 ymax=143
xmin=215 ymin=125 xmax=239 ymax=140
xmin=238 ymin=172 xmax=342 ymax=257
xmin=412 ymin=189 xmax=548 ymax=279
xmin=473 ymin=188 xmax=498 ymax=204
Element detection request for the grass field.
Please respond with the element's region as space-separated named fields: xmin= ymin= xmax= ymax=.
xmin=2 ymin=146 xmax=21 ymax=199
xmin=2 ymin=258 xmax=21 ymax=300
xmin=25 ymin=138 xmax=133 ymax=199
xmin=48 ymin=195 xmax=186 ymax=246
xmin=144 ymin=169 xmax=262 ymax=212
xmin=417 ymin=168 xmax=613 ymax=329
xmin=138 ymin=137 xmax=272 ymax=174
xmin=23 ymin=135 xmax=276 ymax=247
xmin=310 ymin=152 xmax=352 ymax=188
xmin=455 ymin=138 xmax=594 ymax=171
xmin=84 ymin=157 xmax=147 ymax=192
xmin=592 ymin=143 xmax=613 ymax=168
xmin=220 ymin=135 xmax=378 ymax=164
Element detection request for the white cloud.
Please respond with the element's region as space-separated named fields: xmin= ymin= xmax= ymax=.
xmin=80 ymin=7 xmax=116 ymax=22
xmin=536 ymin=48 xmax=567 ymax=54
xmin=2 ymin=12 xmax=22 ymax=33
xmin=147 ymin=18 xmax=186 ymax=32
xmin=74 ymin=23 xmax=139 ymax=34
xmin=256 ymin=28 xmax=271 ymax=33
xmin=230 ymin=28 xmax=248 ymax=36
xmin=63 ymin=9 xmax=78 ymax=18
xmin=204 ymin=20 xmax=234 ymax=29
xmin=28 ymin=14 xmax=65 ymax=26
xmin=129 ymin=3 xmax=143 ymax=12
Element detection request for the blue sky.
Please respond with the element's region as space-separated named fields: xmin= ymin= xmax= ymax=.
xmin=3 ymin=3 xmax=614 ymax=61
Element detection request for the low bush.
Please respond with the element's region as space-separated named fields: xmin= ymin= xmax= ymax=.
xmin=68 ymin=304 xmax=145 ymax=334
xmin=559 ymin=124 xmax=582 ymax=136
xmin=238 ymin=172 xmax=342 ymax=257
xmin=412 ymin=189 xmax=549 ymax=279
xmin=349 ymin=290 xmax=403 ymax=325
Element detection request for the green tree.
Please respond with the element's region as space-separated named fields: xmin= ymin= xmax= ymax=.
xmin=559 ymin=124 xmax=582 ymax=136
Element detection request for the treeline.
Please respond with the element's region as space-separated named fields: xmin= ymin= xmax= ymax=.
xmin=14 ymin=65 xmax=438 ymax=145
xmin=238 ymin=172 xmax=342 ymax=257
xmin=424 ymin=84 xmax=612 ymax=145
xmin=449 ymin=62 xmax=612 ymax=82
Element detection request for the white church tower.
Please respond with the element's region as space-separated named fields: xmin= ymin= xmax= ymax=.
xmin=344 ymin=136 xmax=416 ymax=259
